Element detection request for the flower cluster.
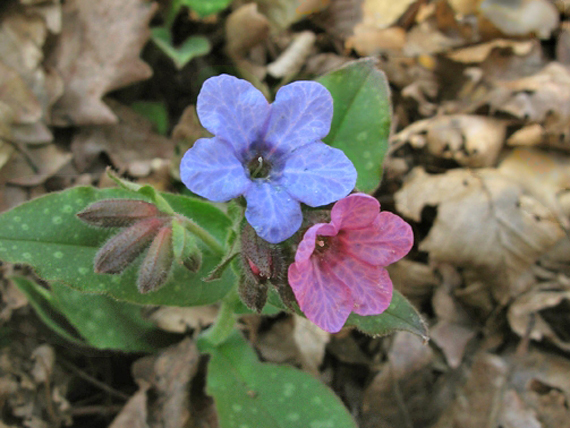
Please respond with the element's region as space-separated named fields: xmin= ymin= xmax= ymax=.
xmin=180 ymin=75 xmax=356 ymax=244
xmin=180 ymin=75 xmax=414 ymax=333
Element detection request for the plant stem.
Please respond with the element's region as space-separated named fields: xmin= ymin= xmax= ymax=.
xmin=176 ymin=215 xmax=224 ymax=256
xmin=202 ymin=287 xmax=239 ymax=345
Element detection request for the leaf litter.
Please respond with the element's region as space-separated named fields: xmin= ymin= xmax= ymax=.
xmin=2 ymin=0 xmax=570 ymax=426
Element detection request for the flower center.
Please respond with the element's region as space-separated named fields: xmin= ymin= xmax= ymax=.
xmin=314 ymin=235 xmax=332 ymax=255
xmin=248 ymin=155 xmax=272 ymax=179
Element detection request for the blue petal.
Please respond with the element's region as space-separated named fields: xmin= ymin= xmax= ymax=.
xmin=262 ymin=81 xmax=333 ymax=160
xmin=244 ymin=182 xmax=302 ymax=243
xmin=279 ymin=142 xmax=356 ymax=207
xmin=197 ymin=75 xmax=270 ymax=160
xmin=180 ymin=137 xmax=251 ymax=202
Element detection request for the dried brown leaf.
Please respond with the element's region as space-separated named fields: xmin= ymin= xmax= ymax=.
xmin=71 ymin=100 xmax=174 ymax=176
xmin=479 ymin=0 xmax=559 ymax=39
xmin=433 ymin=353 xmax=508 ymax=428
xmin=392 ymin=114 xmax=506 ymax=167
xmin=109 ymin=386 xmax=150 ymax=428
xmin=395 ymin=167 xmax=564 ymax=298
xmin=362 ymin=332 xmax=439 ymax=428
xmin=148 ymin=306 xmax=218 ymax=333
xmin=293 ymin=314 xmax=330 ymax=375
xmin=225 ymin=3 xmax=270 ymax=60
xmin=47 ymin=0 xmax=156 ymax=125
xmin=447 ymin=39 xmax=534 ymax=63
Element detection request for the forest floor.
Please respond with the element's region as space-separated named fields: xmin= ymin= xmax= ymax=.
xmin=1 ymin=0 xmax=570 ymax=427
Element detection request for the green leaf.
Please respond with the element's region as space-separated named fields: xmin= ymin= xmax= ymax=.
xmin=130 ymin=101 xmax=169 ymax=135
xmin=151 ymin=27 xmax=210 ymax=69
xmin=318 ymin=59 xmax=392 ymax=193
xmin=181 ymin=0 xmax=233 ymax=17
xmin=266 ymin=288 xmax=428 ymax=340
xmin=198 ymin=330 xmax=358 ymax=428
xmin=347 ymin=290 xmax=428 ymax=340
xmin=0 ymin=187 xmax=235 ymax=306
xmin=12 ymin=276 xmax=174 ymax=351
xmin=50 ymin=282 xmax=175 ymax=351
xmin=12 ymin=276 xmax=85 ymax=346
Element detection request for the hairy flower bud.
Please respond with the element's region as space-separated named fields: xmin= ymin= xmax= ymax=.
xmin=94 ymin=217 xmax=166 ymax=274
xmin=239 ymin=223 xmax=296 ymax=312
xmin=77 ymin=199 xmax=161 ymax=228
xmin=172 ymin=219 xmax=202 ymax=273
xmin=138 ymin=225 xmax=174 ymax=293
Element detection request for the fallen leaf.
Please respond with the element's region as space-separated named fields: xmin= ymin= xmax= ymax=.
xmin=392 ymin=114 xmax=506 ymax=167
xmin=508 ymin=284 xmax=570 ymax=352
xmin=395 ymin=167 xmax=564 ymax=298
xmin=293 ymin=314 xmax=330 ymax=375
xmin=483 ymin=63 xmax=570 ymax=150
xmin=255 ymin=0 xmax=329 ymax=30
xmin=362 ymin=332 xmax=440 ymax=428
xmin=225 ymin=3 xmax=270 ymax=60
xmin=108 ymin=386 xmax=150 ymax=428
xmin=433 ymin=353 xmax=509 ymax=428
xmin=148 ymin=306 xmax=218 ymax=333
xmin=71 ymin=100 xmax=174 ymax=176
xmin=498 ymin=148 xmax=570 ymax=229
xmin=358 ymin=0 xmax=417 ymax=30
xmin=47 ymin=0 xmax=156 ymax=125
xmin=312 ymin=0 xmax=364 ymax=38
xmin=479 ymin=0 xmax=559 ymax=39
xmin=498 ymin=389 xmax=542 ymax=428
xmin=132 ymin=337 xmax=199 ymax=428
xmin=267 ymin=31 xmax=316 ymax=78
xmin=447 ymin=39 xmax=534 ymax=63
xmin=0 ymin=144 xmax=72 ymax=187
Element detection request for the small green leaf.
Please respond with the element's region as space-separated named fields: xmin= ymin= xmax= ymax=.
xmin=198 ymin=330 xmax=358 ymax=428
xmin=347 ymin=290 xmax=428 ymax=340
xmin=0 ymin=187 xmax=234 ymax=306
xmin=151 ymin=27 xmax=211 ymax=69
xmin=181 ymin=0 xmax=233 ymax=17
xmin=318 ymin=59 xmax=392 ymax=193
xmin=130 ymin=101 xmax=169 ymax=135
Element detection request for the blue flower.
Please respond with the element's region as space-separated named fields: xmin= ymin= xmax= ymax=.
xmin=180 ymin=75 xmax=357 ymax=244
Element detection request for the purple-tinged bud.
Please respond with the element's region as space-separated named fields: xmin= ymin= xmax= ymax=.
xmin=138 ymin=226 xmax=174 ymax=293
xmin=241 ymin=223 xmax=272 ymax=284
xmin=77 ymin=199 xmax=161 ymax=228
xmin=94 ymin=217 xmax=166 ymax=274
xmin=240 ymin=222 xmax=298 ymax=312
xmin=238 ymin=274 xmax=268 ymax=313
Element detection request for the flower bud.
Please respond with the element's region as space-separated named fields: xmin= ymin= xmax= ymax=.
xmin=77 ymin=199 xmax=161 ymax=228
xmin=138 ymin=225 xmax=174 ymax=293
xmin=94 ymin=217 xmax=166 ymax=274
xmin=171 ymin=219 xmax=202 ymax=273
xmin=238 ymin=273 xmax=268 ymax=313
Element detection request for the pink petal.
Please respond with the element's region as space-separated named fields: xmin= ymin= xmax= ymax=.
xmin=327 ymin=253 xmax=393 ymax=316
xmin=331 ymin=193 xmax=379 ymax=230
xmin=288 ymin=259 xmax=353 ymax=333
xmin=294 ymin=222 xmax=337 ymax=264
xmin=339 ymin=212 xmax=413 ymax=266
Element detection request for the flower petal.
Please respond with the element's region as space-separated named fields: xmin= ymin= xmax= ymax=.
xmin=339 ymin=212 xmax=414 ymax=266
xmin=197 ymin=75 xmax=270 ymax=159
xmin=294 ymin=222 xmax=338 ymax=264
xmin=331 ymin=193 xmax=379 ymax=230
xmin=279 ymin=143 xmax=356 ymax=207
xmin=180 ymin=137 xmax=251 ymax=202
xmin=244 ymin=181 xmax=302 ymax=243
xmin=263 ymin=81 xmax=333 ymax=159
xmin=288 ymin=259 xmax=353 ymax=333
xmin=327 ymin=254 xmax=392 ymax=316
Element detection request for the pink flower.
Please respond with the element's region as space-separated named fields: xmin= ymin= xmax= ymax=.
xmin=288 ymin=193 xmax=414 ymax=333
